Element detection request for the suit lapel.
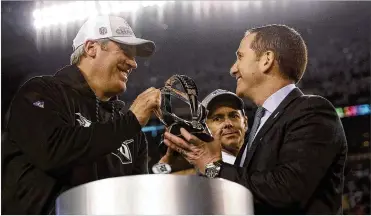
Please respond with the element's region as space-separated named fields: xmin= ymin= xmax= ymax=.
xmin=234 ymin=129 xmax=251 ymax=166
xmin=243 ymin=88 xmax=304 ymax=167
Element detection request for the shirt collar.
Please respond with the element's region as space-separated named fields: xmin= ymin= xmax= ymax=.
xmin=262 ymin=84 xmax=297 ymax=113
xmin=222 ymin=150 xmax=236 ymax=165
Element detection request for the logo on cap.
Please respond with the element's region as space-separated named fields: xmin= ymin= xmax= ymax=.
xmin=116 ymin=26 xmax=134 ymax=36
xmin=99 ymin=27 xmax=107 ymax=35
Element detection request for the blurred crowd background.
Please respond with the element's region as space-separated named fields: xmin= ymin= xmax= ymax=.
xmin=2 ymin=1 xmax=370 ymax=214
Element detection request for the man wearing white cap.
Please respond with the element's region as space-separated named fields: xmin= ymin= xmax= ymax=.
xmin=2 ymin=15 xmax=160 ymax=214
xmin=158 ymin=89 xmax=248 ymax=174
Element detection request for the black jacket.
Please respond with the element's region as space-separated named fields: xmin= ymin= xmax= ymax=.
xmin=220 ymin=88 xmax=348 ymax=214
xmin=2 ymin=65 xmax=148 ymax=214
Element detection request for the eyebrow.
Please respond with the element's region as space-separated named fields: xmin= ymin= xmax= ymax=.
xmin=210 ymin=111 xmax=241 ymax=118
xmin=229 ymin=110 xmax=240 ymax=114
xmin=229 ymin=110 xmax=241 ymax=116
xmin=210 ymin=113 xmax=224 ymax=119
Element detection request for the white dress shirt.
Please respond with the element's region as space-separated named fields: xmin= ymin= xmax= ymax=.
xmin=239 ymin=84 xmax=297 ymax=167
xmin=222 ymin=151 xmax=236 ymax=165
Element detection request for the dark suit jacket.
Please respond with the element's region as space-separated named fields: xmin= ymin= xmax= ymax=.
xmin=219 ymin=88 xmax=348 ymax=214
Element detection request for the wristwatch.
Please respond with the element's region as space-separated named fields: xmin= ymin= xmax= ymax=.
xmin=204 ymin=160 xmax=223 ymax=178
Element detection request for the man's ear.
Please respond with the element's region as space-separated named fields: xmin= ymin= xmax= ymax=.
xmin=258 ymin=50 xmax=275 ymax=74
xmin=243 ymin=115 xmax=248 ymax=131
xmin=84 ymin=40 xmax=98 ymax=58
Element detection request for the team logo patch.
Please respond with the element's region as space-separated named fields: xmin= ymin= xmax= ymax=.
xmin=75 ymin=113 xmax=91 ymax=127
xmin=33 ymin=100 xmax=44 ymax=108
xmin=116 ymin=26 xmax=134 ymax=36
xmin=112 ymin=139 xmax=133 ymax=164
xmin=99 ymin=27 xmax=107 ymax=35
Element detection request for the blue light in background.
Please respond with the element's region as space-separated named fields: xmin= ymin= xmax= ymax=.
xmin=358 ymin=104 xmax=371 ymax=116
xmin=142 ymin=125 xmax=165 ymax=137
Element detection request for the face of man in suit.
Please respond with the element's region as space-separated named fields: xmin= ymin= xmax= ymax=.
xmin=206 ymin=101 xmax=248 ymax=156
xmin=229 ymin=32 xmax=276 ymax=100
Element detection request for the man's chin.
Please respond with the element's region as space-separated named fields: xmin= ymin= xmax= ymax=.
xmin=116 ymin=82 xmax=127 ymax=93
xmin=236 ymin=86 xmax=245 ymax=98
xmin=108 ymin=86 xmax=126 ymax=98
xmin=222 ymin=142 xmax=240 ymax=156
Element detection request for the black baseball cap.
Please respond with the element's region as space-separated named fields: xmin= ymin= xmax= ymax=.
xmin=201 ymin=89 xmax=245 ymax=116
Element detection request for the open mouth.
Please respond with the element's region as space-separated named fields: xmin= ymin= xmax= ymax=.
xmin=122 ymin=74 xmax=128 ymax=81
xmin=118 ymin=65 xmax=129 ymax=81
xmin=118 ymin=71 xmax=128 ymax=82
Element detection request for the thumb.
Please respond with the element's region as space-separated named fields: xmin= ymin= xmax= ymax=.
xmin=166 ymin=146 xmax=174 ymax=155
xmin=142 ymin=87 xmax=156 ymax=94
xmin=153 ymin=107 xmax=162 ymax=120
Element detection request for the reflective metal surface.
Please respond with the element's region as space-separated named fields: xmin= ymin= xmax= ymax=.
xmin=56 ymin=175 xmax=254 ymax=215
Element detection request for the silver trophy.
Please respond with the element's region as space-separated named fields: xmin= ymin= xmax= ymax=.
xmin=152 ymin=75 xmax=213 ymax=174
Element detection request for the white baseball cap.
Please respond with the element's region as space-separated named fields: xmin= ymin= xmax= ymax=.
xmin=73 ymin=15 xmax=156 ymax=57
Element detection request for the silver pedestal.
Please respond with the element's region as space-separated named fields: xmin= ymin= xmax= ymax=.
xmin=56 ymin=175 xmax=254 ymax=215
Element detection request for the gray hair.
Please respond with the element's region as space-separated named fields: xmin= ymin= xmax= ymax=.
xmin=70 ymin=38 xmax=111 ymax=65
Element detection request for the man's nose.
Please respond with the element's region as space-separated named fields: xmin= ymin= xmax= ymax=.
xmin=223 ymin=119 xmax=234 ymax=128
xmin=126 ymin=58 xmax=137 ymax=70
xmin=230 ymin=62 xmax=238 ymax=77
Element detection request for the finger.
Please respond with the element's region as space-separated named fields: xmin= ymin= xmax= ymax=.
xmin=154 ymin=89 xmax=162 ymax=108
xmin=180 ymin=128 xmax=203 ymax=146
xmin=164 ymin=132 xmax=192 ymax=151
xmin=166 ymin=146 xmax=174 ymax=155
xmin=136 ymin=88 xmax=155 ymax=100
xmin=153 ymin=88 xmax=161 ymax=95
xmin=149 ymin=88 xmax=161 ymax=95
xmin=178 ymin=148 xmax=190 ymax=160
xmin=146 ymin=89 xmax=161 ymax=109
xmin=159 ymin=155 xmax=170 ymax=164
xmin=163 ymin=139 xmax=189 ymax=158
xmin=163 ymin=138 xmax=183 ymax=153
xmin=153 ymin=107 xmax=162 ymax=119
xmin=141 ymin=87 xmax=156 ymax=95
xmin=156 ymin=89 xmax=162 ymax=102
xmin=152 ymin=90 xmax=162 ymax=118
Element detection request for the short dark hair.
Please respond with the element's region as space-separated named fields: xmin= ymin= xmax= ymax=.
xmin=246 ymin=24 xmax=308 ymax=83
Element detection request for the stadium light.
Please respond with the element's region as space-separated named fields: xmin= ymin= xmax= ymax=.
xmin=33 ymin=1 xmax=170 ymax=30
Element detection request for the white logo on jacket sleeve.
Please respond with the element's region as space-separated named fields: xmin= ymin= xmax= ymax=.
xmin=112 ymin=139 xmax=133 ymax=164
xmin=33 ymin=101 xmax=44 ymax=108
xmin=75 ymin=113 xmax=91 ymax=127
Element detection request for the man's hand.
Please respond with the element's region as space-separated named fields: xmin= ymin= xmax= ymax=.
xmin=158 ymin=146 xmax=174 ymax=164
xmin=129 ymin=87 xmax=161 ymax=127
xmin=163 ymin=127 xmax=223 ymax=174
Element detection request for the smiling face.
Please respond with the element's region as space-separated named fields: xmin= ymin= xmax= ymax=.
xmin=92 ymin=40 xmax=137 ymax=95
xmin=230 ymin=25 xmax=309 ymax=101
xmin=206 ymin=101 xmax=247 ymax=156
xmin=229 ymin=33 xmax=266 ymax=99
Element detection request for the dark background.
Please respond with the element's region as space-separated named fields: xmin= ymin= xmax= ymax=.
xmin=2 ymin=1 xmax=370 ymax=214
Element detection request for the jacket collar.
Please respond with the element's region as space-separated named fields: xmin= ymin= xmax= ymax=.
xmin=54 ymin=64 xmax=119 ymax=102
xmin=243 ymin=88 xmax=304 ymax=168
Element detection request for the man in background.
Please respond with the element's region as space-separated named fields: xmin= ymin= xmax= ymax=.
xmin=159 ymin=89 xmax=248 ymax=174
